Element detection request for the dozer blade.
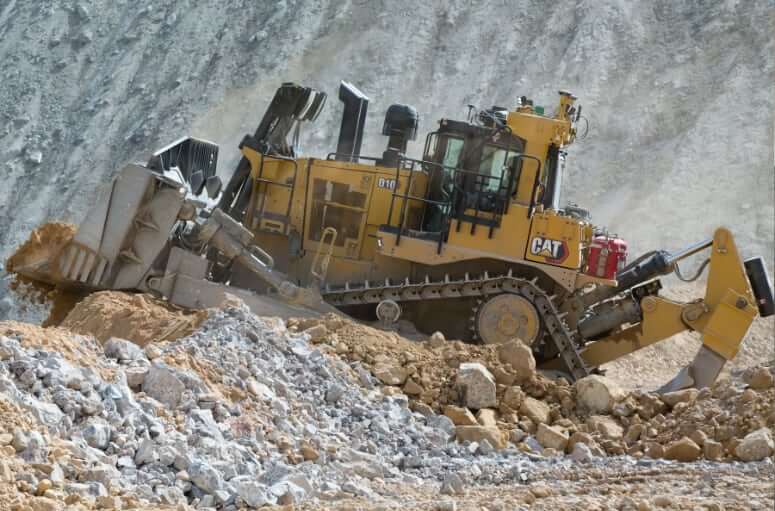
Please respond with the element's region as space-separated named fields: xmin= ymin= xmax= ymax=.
xmin=11 ymin=164 xmax=173 ymax=290
xmin=6 ymin=223 xmax=76 ymax=286
xmin=10 ymin=147 xmax=336 ymax=322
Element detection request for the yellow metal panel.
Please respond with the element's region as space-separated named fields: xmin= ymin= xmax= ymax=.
xmin=704 ymin=227 xmax=755 ymax=307
xmin=290 ymin=159 xmax=310 ymax=228
xmin=525 ymin=211 xmax=583 ymax=269
xmin=507 ymin=109 xmax=574 ymax=152
xmin=242 ymin=147 xmax=298 ymax=233
xmin=367 ymin=173 xmax=426 ymax=229
xmin=507 ymin=95 xmax=575 ymax=204
xmin=303 ymin=164 xmax=372 ymax=260
xmin=360 ymin=224 xmax=378 ymax=261
xmin=443 ymin=203 xmax=532 ymax=262
xmin=700 ymin=289 xmax=757 ymax=360
xmin=308 ymin=159 xmax=428 ymax=230
xmin=514 ymin=162 xmax=540 ymax=204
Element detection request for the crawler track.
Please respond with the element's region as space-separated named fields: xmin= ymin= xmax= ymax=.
xmin=322 ymin=271 xmax=590 ymax=380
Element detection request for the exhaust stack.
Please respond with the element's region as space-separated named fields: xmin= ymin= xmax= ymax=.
xmin=335 ymin=81 xmax=369 ymax=162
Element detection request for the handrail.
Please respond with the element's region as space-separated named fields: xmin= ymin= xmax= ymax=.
xmin=325 ymin=152 xmax=426 ymax=172
xmin=317 ymin=151 xmax=543 ymax=252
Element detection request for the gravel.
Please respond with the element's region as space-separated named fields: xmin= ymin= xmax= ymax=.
xmin=0 ymin=300 xmax=773 ymax=508
xmin=0 ymin=303 xmax=555 ymax=507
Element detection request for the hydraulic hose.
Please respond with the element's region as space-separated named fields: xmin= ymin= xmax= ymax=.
xmin=674 ymin=258 xmax=710 ymax=283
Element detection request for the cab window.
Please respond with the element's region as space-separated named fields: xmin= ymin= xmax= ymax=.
xmin=442 ymin=137 xmax=464 ymax=170
xmin=478 ymin=144 xmax=517 ymax=192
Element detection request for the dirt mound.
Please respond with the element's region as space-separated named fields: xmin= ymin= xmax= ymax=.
xmin=0 ymin=393 xmax=36 ymax=433
xmin=647 ymin=366 xmax=775 ymax=446
xmin=0 ymin=320 xmax=112 ymax=379
xmin=289 ymin=314 xmax=545 ymax=411
xmin=0 ymin=396 xmax=44 ymax=511
xmin=60 ymin=291 xmax=208 ymax=347
xmin=286 ymin=312 xmax=554 ymax=421
xmin=596 ymin=363 xmax=775 ymax=462
xmin=290 ymin=314 xmax=775 ymax=463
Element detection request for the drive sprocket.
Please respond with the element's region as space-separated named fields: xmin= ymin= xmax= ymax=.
xmin=473 ymin=293 xmax=541 ymax=345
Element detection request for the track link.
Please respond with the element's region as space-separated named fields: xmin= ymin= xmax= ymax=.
xmin=322 ymin=272 xmax=590 ymax=381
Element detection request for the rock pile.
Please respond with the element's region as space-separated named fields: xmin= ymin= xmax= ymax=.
xmin=0 ymin=297 xmax=772 ymax=509
xmin=0 ymin=302 xmax=555 ymax=509
xmin=291 ymin=314 xmax=775 ymax=464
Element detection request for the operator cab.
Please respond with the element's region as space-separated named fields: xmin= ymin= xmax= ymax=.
xmin=421 ymin=111 xmax=525 ymax=230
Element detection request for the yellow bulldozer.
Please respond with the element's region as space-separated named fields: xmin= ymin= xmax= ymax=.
xmin=11 ymin=82 xmax=774 ymax=391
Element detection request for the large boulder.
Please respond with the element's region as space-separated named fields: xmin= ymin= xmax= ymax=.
xmin=536 ymin=423 xmax=569 ymax=451
xmin=440 ymin=473 xmax=464 ymax=495
xmin=587 ymin=415 xmax=624 ymax=440
xmin=428 ymin=331 xmax=446 ymax=349
xmin=188 ymin=460 xmax=223 ymax=494
xmin=744 ymin=367 xmax=774 ymax=390
xmin=402 ymin=378 xmax=424 ymax=395
xmin=500 ymin=386 xmax=525 ymax=412
xmin=124 ymin=366 xmax=149 ymax=388
xmin=664 ymin=437 xmax=702 ymax=462
xmin=497 ymin=340 xmax=536 ymax=380
xmin=624 ymin=424 xmax=644 ymax=445
xmin=574 ymin=375 xmax=626 ymax=414
xmin=735 ymin=428 xmax=774 ymax=461
xmin=134 ymin=438 xmax=157 ymax=465
xmin=142 ymin=363 xmax=186 ymax=408
xmin=302 ymin=324 xmax=328 ymax=342
xmin=427 ymin=415 xmax=456 ymax=439
xmin=455 ymin=426 xmax=506 ymax=449
xmin=476 ymin=409 xmax=498 ymax=428
xmin=233 ymin=477 xmax=269 ymax=507
xmin=443 ymin=405 xmax=478 ymax=426
xmin=103 ymin=337 xmax=145 ymax=361
xmin=570 ymin=442 xmax=594 ymax=463
xmin=456 ymin=363 xmax=497 ymax=409
xmin=81 ymin=420 xmax=110 ymax=450
xmin=520 ymin=397 xmax=550 ymax=424
xmin=703 ymin=439 xmax=724 ymax=461
xmin=373 ymin=364 xmax=408 ymax=386
xmin=660 ymin=388 xmax=698 ymax=407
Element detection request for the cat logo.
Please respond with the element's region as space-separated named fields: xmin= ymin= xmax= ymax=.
xmin=530 ymin=236 xmax=568 ymax=263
